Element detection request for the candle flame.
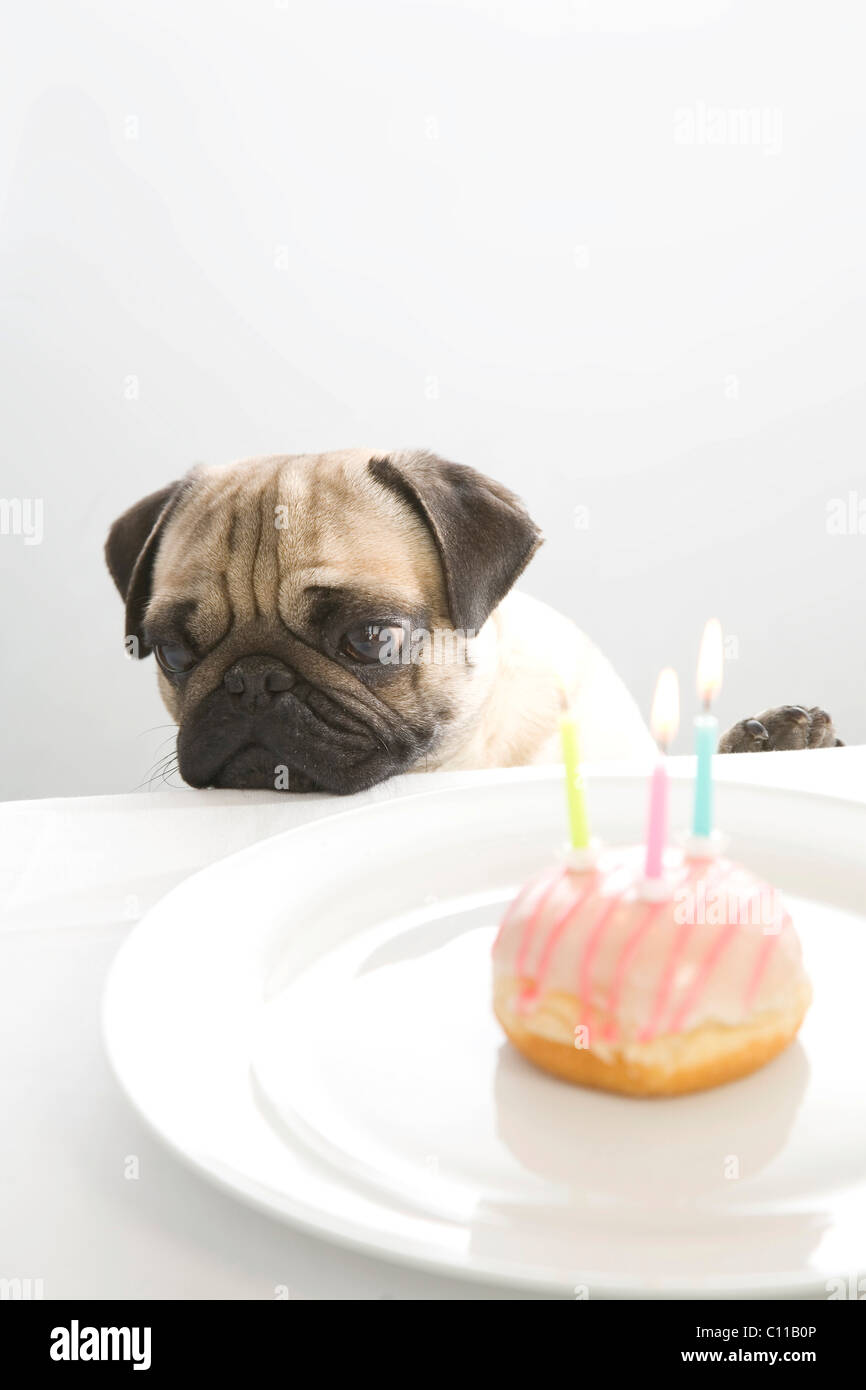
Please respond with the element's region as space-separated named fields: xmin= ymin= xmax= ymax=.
xmin=650 ymin=667 xmax=680 ymax=749
xmin=697 ymin=618 xmax=724 ymax=706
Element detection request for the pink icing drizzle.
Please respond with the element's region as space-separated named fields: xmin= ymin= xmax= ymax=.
xmin=520 ymin=872 xmax=599 ymax=1008
xmin=638 ymin=860 xmax=722 ymax=1043
xmin=513 ymin=867 xmax=569 ymax=983
xmin=575 ymin=893 xmax=626 ymax=1037
xmin=492 ymin=868 xmax=551 ymax=953
xmin=665 ymin=884 xmax=790 ymax=1033
xmin=743 ymin=912 xmax=790 ymax=1010
xmin=602 ymin=900 xmax=667 ymax=1042
xmin=667 ymin=920 xmax=740 ymax=1034
xmin=639 ymin=917 xmax=693 ymax=1043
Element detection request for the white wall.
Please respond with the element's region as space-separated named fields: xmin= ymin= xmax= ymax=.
xmin=1 ymin=0 xmax=863 ymax=801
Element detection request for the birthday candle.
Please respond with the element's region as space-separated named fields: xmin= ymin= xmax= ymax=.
xmin=559 ymin=706 xmax=590 ymax=850
xmin=693 ymin=619 xmax=723 ymax=838
xmin=644 ymin=668 xmax=680 ymax=880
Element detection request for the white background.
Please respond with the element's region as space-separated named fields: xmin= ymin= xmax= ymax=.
xmin=1 ymin=0 xmax=864 ymax=800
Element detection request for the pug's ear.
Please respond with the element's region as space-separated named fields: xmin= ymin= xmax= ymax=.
xmin=369 ymin=451 xmax=543 ymax=631
xmin=105 ymin=481 xmax=185 ymax=656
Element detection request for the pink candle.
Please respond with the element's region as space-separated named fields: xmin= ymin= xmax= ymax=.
xmin=644 ymin=760 xmax=668 ymax=878
xmin=644 ymin=668 xmax=680 ymax=881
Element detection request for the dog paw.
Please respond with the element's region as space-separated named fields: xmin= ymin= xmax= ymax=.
xmin=717 ymin=717 xmax=771 ymax=753
xmin=718 ymin=705 xmax=843 ymax=753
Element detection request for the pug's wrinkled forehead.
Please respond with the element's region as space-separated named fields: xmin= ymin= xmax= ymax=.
xmin=107 ymin=447 xmax=542 ymax=667
xmin=146 ymin=450 xmax=449 ymax=658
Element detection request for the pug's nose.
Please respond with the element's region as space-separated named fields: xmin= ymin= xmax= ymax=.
xmin=223 ymin=656 xmax=295 ymax=713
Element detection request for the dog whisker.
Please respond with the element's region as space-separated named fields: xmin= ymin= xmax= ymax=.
xmin=134 ymin=749 xmax=181 ymax=792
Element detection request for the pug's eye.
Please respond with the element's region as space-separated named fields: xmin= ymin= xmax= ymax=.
xmin=339 ymin=623 xmax=405 ymax=665
xmin=154 ymin=641 xmax=197 ymax=675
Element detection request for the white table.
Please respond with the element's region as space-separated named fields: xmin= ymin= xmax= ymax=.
xmin=1 ymin=748 xmax=863 ymax=1300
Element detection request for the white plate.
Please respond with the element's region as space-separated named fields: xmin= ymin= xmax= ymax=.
xmin=102 ymin=770 xmax=866 ymax=1297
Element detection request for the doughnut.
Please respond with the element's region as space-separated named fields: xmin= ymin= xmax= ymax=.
xmin=492 ymin=846 xmax=811 ymax=1097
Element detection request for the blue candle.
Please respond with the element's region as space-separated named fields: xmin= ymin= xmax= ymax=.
xmin=693 ymin=713 xmax=718 ymax=836
xmin=692 ymin=619 xmax=723 ymax=839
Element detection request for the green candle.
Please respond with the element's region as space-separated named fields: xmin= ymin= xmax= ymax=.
xmin=560 ymin=711 xmax=590 ymax=850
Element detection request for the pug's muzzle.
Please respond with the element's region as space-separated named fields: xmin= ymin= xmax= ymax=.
xmin=177 ymin=652 xmax=425 ymax=792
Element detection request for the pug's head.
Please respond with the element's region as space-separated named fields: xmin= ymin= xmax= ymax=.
xmin=105 ymin=449 xmax=542 ymax=792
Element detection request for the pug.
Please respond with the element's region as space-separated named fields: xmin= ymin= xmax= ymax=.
xmin=105 ymin=449 xmax=657 ymax=792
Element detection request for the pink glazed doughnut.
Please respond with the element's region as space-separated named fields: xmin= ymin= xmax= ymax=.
xmin=492 ymin=846 xmax=811 ymax=1096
